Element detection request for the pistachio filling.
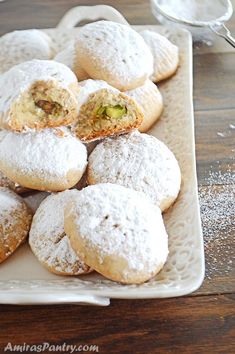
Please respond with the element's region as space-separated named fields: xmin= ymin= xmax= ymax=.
xmin=35 ymin=100 xmax=63 ymax=116
xmin=96 ymin=105 xmax=127 ymax=119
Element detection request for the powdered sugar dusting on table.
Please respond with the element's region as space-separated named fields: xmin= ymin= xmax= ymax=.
xmin=199 ymin=169 xmax=235 ymax=279
xmin=29 ymin=190 xmax=90 ymax=274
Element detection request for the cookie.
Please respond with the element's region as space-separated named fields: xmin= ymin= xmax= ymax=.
xmin=29 ymin=190 xmax=91 ymax=275
xmin=0 ymin=29 xmax=53 ymax=74
xmin=0 ymin=128 xmax=87 ymax=192
xmin=64 ymin=183 xmax=168 ymax=284
xmin=76 ymin=79 xmax=117 ymax=110
xmin=87 ymin=131 xmax=181 ymax=212
xmin=0 ymin=170 xmax=30 ymax=194
xmin=125 ymin=79 xmax=163 ymax=132
xmin=140 ymin=30 xmax=179 ymax=82
xmin=75 ymin=21 xmax=154 ymax=90
xmin=73 ymin=83 xmax=143 ymax=142
xmin=0 ymin=59 xmax=79 ymax=131
xmin=0 ymin=187 xmax=33 ymax=263
xmin=54 ymin=42 xmax=90 ymax=81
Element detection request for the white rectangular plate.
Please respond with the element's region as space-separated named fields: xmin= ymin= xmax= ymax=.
xmin=0 ymin=8 xmax=205 ymax=305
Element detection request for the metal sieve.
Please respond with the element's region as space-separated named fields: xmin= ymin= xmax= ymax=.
xmin=151 ymin=0 xmax=235 ymax=47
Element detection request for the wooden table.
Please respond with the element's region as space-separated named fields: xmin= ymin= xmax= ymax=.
xmin=0 ymin=1 xmax=234 ymax=353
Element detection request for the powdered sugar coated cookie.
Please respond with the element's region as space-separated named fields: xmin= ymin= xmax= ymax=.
xmin=0 ymin=187 xmax=32 ymax=263
xmin=76 ymin=79 xmax=117 ymax=111
xmin=29 ymin=190 xmax=91 ymax=275
xmin=125 ymin=80 xmax=163 ymax=132
xmin=88 ymin=131 xmax=181 ymax=212
xmin=0 ymin=128 xmax=87 ymax=192
xmin=75 ymin=21 xmax=154 ymax=90
xmin=140 ymin=30 xmax=179 ymax=83
xmin=54 ymin=41 xmax=90 ymax=81
xmin=64 ymin=183 xmax=168 ymax=284
xmin=0 ymin=29 xmax=53 ymax=74
xmin=0 ymin=170 xmax=30 ymax=194
xmin=0 ymin=59 xmax=79 ymax=131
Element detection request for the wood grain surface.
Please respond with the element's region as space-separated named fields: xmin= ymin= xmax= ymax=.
xmin=0 ymin=1 xmax=234 ymax=353
xmin=1 ymin=295 xmax=235 ymax=354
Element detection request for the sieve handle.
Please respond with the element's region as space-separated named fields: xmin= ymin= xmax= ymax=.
xmin=210 ymin=24 xmax=235 ymax=48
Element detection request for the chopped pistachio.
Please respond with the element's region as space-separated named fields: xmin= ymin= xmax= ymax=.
xmin=96 ymin=106 xmax=107 ymax=115
xmin=106 ymin=105 xmax=127 ymax=119
xmin=96 ymin=104 xmax=127 ymax=119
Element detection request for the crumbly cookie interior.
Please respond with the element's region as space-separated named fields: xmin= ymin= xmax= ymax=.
xmin=11 ymin=81 xmax=76 ymax=130
xmin=74 ymin=89 xmax=141 ymax=141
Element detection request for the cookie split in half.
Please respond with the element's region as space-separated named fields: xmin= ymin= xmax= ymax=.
xmin=0 ymin=60 xmax=79 ymax=131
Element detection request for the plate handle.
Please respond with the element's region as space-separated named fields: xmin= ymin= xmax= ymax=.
xmin=57 ymin=5 xmax=129 ymax=29
xmin=0 ymin=293 xmax=110 ymax=306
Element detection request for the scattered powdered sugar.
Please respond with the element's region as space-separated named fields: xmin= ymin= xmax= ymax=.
xmin=217 ymin=131 xmax=232 ymax=138
xmin=0 ymin=128 xmax=87 ymax=182
xmin=199 ymin=169 xmax=235 ymax=279
xmin=76 ymin=21 xmax=153 ymax=90
xmin=29 ymin=190 xmax=90 ymax=275
xmin=0 ymin=59 xmax=78 ymax=122
xmin=66 ymin=183 xmax=168 ymax=279
xmin=88 ymin=131 xmax=181 ymax=211
xmin=217 ymin=122 xmax=235 ymax=138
